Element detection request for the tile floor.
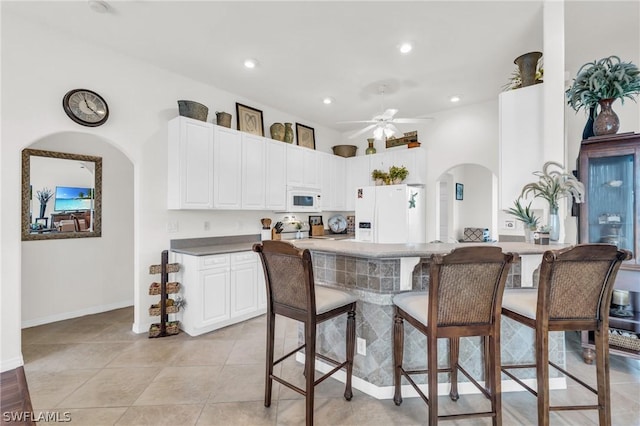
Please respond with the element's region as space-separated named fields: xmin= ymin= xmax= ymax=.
xmin=22 ymin=307 xmax=640 ymax=425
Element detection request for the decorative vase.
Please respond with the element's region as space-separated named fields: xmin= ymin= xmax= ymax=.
xmin=365 ymin=138 xmax=376 ymax=155
xmin=582 ymin=106 xmax=596 ymax=140
xmin=593 ymin=98 xmax=620 ymax=136
xmin=284 ymin=123 xmax=294 ymax=143
xmin=548 ymin=207 xmax=560 ymax=241
xmin=39 ymin=203 xmax=46 ymax=219
xmin=525 ymin=228 xmax=535 ymax=244
xmin=270 ymin=123 xmax=285 ymax=141
xmin=513 ymin=51 xmax=543 ymax=88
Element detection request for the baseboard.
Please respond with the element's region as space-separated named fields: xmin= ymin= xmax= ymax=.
xmin=21 ymin=300 xmax=133 ymax=328
xmin=296 ymin=352 xmax=566 ymax=400
xmin=0 ymin=356 xmax=25 ymax=373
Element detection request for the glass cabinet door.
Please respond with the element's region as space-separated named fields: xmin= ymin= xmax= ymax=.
xmin=585 ymin=154 xmax=634 ymax=254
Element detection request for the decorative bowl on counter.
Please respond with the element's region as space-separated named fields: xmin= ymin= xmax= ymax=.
xmin=332 ymin=145 xmax=358 ymax=157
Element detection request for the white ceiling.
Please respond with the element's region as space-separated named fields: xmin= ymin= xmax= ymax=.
xmin=4 ymin=1 xmax=638 ymax=134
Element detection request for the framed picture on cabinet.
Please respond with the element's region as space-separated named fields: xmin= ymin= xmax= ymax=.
xmin=455 ymin=183 xmax=464 ymax=200
xmin=295 ymin=123 xmax=315 ymax=150
xmin=235 ymin=103 xmax=264 ymax=136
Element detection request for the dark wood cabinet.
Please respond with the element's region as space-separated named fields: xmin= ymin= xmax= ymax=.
xmin=578 ymin=132 xmax=640 ymax=362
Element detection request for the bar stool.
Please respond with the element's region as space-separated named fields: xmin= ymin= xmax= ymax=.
xmin=392 ymin=246 xmax=515 ymax=425
xmin=253 ymin=240 xmax=356 ymax=426
xmin=501 ymin=244 xmax=630 ymax=426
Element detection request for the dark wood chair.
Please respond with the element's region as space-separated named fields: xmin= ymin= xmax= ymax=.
xmin=501 ymin=244 xmax=631 ymax=426
xmin=393 ymin=246 xmax=515 ymax=425
xmin=253 ymin=240 xmax=356 ymax=426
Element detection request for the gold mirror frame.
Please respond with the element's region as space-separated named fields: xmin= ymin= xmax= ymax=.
xmin=22 ymin=148 xmax=102 ymax=241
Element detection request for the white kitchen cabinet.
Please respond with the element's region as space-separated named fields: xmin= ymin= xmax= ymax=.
xmin=230 ymin=252 xmax=258 ymax=317
xmin=369 ymin=147 xmax=427 ymax=185
xmin=167 ymin=116 xmax=214 ymax=209
xmin=174 ymin=250 xmax=266 ymax=336
xmin=320 ymin=152 xmax=346 ymax=211
xmin=499 ymin=84 xmax=543 ymax=210
xmin=345 ymin=155 xmax=371 ymax=211
xmin=213 ymin=126 xmax=243 ymax=209
xmin=286 ymin=144 xmax=320 ymax=188
xmin=265 ymin=140 xmax=287 ymax=210
xmin=241 ymin=133 xmax=266 ymax=209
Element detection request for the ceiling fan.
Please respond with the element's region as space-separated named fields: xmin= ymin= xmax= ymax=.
xmin=340 ymin=85 xmax=432 ymax=140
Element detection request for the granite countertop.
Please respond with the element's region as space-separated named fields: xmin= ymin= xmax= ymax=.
xmin=170 ymin=234 xmax=571 ymax=258
xmin=170 ymin=235 xmax=260 ymax=256
xmin=290 ymin=239 xmax=571 ymax=258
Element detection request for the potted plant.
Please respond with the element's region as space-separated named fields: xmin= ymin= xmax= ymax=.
xmin=371 ymin=169 xmax=389 ymax=185
xmin=389 ymin=165 xmax=409 ymax=184
xmin=505 ymin=199 xmax=539 ymax=243
xmin=502 ymin=57 xmax=544 ymax=91
xmin=565 ymin=56 xmax=640 ymax=136
xmin=36 ymin=187 xmax=53 ymax=219
xmin=520 ymin=161 xmax=585 ymax=241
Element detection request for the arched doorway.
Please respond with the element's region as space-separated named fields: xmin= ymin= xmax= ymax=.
xmin=435 ymin=163 xmax=497 ymax=243
xmin=21 ymin=132 xmax=134 ymax=327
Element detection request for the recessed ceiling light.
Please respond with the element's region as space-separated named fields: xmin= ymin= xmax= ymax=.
xmin=399 ymin=43 xmax=413 ymax=54
xmin=323 ymin=97 xmax=334 ymax=105
xmin=88 ymin=0 xmax=109 ymax=13
xmin=244 ymin=59 xmax=258 ymax=69
xmin=450 ymin=96 xmax=461 ymax=103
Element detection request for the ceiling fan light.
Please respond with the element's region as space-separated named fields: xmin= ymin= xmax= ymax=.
xmin=373 ymin=127 xmax=384 ymax=139
xmin=383 ymin=127 xmax=395 ymax=138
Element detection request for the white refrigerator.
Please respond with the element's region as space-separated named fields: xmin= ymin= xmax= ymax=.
xmin=355 ymin=184 xmax=425 ymax=244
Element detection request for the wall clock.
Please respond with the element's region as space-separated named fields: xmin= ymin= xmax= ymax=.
xmin=62 ymin=89 xmax=109 ymax=127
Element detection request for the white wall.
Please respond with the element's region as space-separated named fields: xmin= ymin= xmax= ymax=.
xmin=448 ymin=164 xmax=494 ymax=241
xmin=1 ymin=12 xmax=343 ymax=370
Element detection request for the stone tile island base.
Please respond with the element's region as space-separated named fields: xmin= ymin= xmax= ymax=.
xmin=297 ymin=251 xmax=566 ymax=399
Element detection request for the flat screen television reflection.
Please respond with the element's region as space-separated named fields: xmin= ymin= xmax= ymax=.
xmin=54 ymin=186 xmax=92 ymax=211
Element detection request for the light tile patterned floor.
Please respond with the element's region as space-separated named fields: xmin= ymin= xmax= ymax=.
xmin=22 ymin=307 xmax=640 ymax=425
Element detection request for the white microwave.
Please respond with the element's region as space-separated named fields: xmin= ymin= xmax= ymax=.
xmin=286 ymin=187 xmax=322 ymax=212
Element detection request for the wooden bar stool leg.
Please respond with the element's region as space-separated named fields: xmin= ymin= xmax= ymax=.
xmin=594 ymin=327 xmax=612 ymax=426
xmin=305 ymin=324 xmax=316 ymax=426
xmin=265 ymin=311 xmax=276 ymax=407
xmin=484 ymin=335 xmax=492 ymax=397
xmin=536 ymin=328 xmax=550 ymax=426
xmin=449 ymin=337 xmax=460 ymax=401
xmin=427 ymin=335 xmax=439 ymax=426
xmin=393 ymin=313 xmax=404 ymax=406
xmin=489 ymin=334 xmax=502 ymax=426
xmin=344 ymin=310 xmax=355 ymax=400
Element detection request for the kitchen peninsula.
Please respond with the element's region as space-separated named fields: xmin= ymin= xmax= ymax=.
xmin=287 ymin=239 xmax=571 ymax=399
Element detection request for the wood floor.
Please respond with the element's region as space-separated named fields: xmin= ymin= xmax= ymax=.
xmin=13 ymin=307 xmax=640 ymax=425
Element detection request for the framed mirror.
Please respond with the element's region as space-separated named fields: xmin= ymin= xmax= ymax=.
xmin=22 ymin=148 xmax=102 ymax=241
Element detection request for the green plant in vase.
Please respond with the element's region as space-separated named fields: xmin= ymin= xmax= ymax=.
xmin=520 ymin=161 xmax=585 ymax=241
xmin=371 ymin=169 xmax=389 ymax=185
xmin=566 ymin=56 xmax=640 ymax=136
xmin=505 ymin=199 xmax=539 ymax=243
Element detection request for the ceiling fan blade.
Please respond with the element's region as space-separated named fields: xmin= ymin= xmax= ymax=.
xmin=391 ymin=117 xmax=434 ymax=124
xmin=380 ymin=108 xmax=399 ymax=120
xmin=387 ymin=123 xmax=401 ymax=136
xmin=348 ymin=124 xmax=377 ymax=139
xmin=336 ymin=120 xmax=378 ymax=124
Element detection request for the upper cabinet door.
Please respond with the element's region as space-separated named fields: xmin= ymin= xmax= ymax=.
xmin=265 ymin=140 xmax=287 ymax=210
xmin=303 ymin=148 xmax=320 ymax=188
xmin=213 ymin=126 xmax=242 ymax=209
xmin=286 ymin=144 xmax=304 ymax=187
xmin=241 ymin=134 xmax=266 ymax=209
xmin=168 ymin=117 xmax=214 ymax=209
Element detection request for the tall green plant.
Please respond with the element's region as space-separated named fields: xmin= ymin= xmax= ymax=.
xmin=521 ymin=161 xmax=585 ymax=211
xmin=505 ymin=199 xmax=539 ymax=230
xmin=566 ymin=56 xmax=640 ymax=113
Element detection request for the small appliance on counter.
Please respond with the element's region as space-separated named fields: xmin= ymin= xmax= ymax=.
xmin=276 ymin=215 xmax=310 ymax=240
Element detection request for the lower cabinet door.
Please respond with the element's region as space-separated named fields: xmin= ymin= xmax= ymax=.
xmin=231 ymin=262 xmax=258 ymax=317
xmin=201 ymin=267 xmax=231 ymax=326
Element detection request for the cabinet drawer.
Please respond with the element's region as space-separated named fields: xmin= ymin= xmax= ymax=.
xmin=200 ymin=254 xmax=230 ymax=269
xmin=231 ymin=251 xmax=257 ymax=265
